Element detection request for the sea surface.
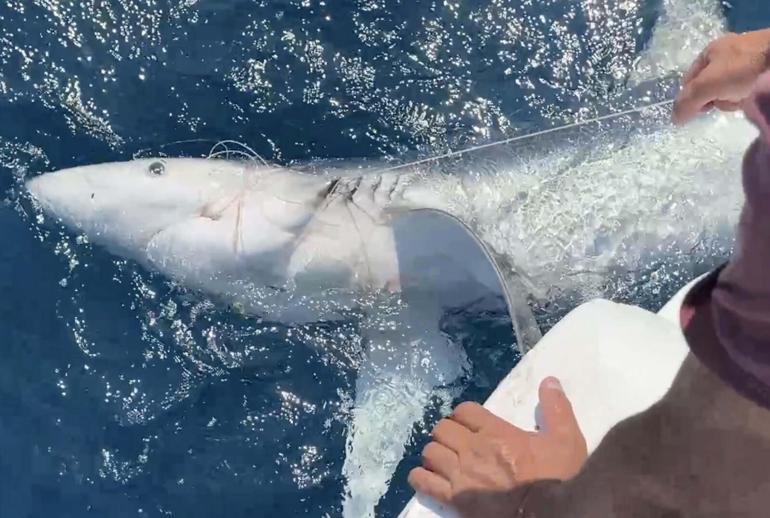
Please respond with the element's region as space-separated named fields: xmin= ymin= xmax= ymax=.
xmin=1 ymin=1 xmax=769 ymax=517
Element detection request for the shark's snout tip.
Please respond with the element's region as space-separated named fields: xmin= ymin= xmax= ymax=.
xmin=24 ymin=173 xmax=80 ymax=220
xmin=26 ymin=174 xmax=57 ymax=206
xmin=25 ymin=176 xmax=47 ymax=205
xmin=24 ymin=175 xmax=39 ymax=191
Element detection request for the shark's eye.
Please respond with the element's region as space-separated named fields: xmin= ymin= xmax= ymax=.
xmin=148 ymin=161 xmax=166 ymax=177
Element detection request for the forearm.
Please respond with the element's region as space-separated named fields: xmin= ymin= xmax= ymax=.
xmin=516 ymin=409 xmax=673 ymax=518
xmin=709 ymin=81 xmax=770 ymax=395
xmin=517 ymin=472 xmax=667 ymax=517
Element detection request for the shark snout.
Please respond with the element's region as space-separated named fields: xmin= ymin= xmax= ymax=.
xmin=26 ymin=170 xmax=94 ymax=224
xmin=26 ymin=174 xmax=57 ymax=214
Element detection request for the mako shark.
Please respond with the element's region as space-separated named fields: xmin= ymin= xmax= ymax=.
xmin=26 ymin=157 xmax=535 ymax=518
xmin=25 ymin=159 xmax=525 ymax=319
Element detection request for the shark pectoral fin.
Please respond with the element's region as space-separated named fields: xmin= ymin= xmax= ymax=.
xmin=343 ymin=301 xmax=468 ymax=518
xmin=391 ymin=208 xmax=542 ymax=354
xmin=344 ymin=367 xmax=432 ymax=518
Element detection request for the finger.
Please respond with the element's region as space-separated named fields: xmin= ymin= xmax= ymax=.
xmin=673 ymin=63 xmax=734 ymax=125
xmin=432 ymin=418 xmax=473 ymax=453
xmin=450 ymin=401 xmax=499 ymax=432
xmin=422 ymin=441 xmax=459 ymax=480
xmin=537 ymin=377 xmax=582 ymax=438
xmin=408 ymin=467 xmax=452 ymax=503
xmin=681 ymin=49 xmax=710 ymax=87
xmin=713 ymin=99 xmax=741 ymax=112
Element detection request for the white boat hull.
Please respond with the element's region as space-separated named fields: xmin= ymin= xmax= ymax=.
xmin=399 ymin=278 xmax=701 ymax=517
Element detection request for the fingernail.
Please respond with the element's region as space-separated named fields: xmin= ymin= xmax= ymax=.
xmin=543 ymin=377 xmax=563 ymax=391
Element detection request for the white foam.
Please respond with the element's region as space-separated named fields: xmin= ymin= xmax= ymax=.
xmin=410 ymin=111 xmax=754 ymax=300
xmin=632 ymin=0 xmax=726 ymax=83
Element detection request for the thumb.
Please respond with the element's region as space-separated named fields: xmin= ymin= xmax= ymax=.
xmin=536 ymin=377 xmax=581 ymax=438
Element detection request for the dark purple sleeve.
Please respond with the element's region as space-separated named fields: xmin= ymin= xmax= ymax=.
xmin=694 ymin=72 xmax=770 ymax=404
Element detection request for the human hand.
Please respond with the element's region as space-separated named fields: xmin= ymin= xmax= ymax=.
xmin=408 ymin=377 xmax=587 ymax=518
xmin=743 ymin=71 xmax=770 ymax=143
xmin=673 ymin=29 xmax=770 ymax=125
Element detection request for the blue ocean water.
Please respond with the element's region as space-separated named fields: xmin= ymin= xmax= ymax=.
xmin=1 ymin=1 xmax=770 ymax=517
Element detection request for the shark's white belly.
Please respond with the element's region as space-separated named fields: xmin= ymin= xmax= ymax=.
xmin=139 ymin=171 xmax=447 ymax=323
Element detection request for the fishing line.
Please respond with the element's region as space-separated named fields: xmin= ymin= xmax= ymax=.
xmin=208 ymin=140 xmax=269 ymax=166
xmin=143 ymin=99 xmax=675 ymax=175
xmin=371 ymin=98 xmax=675 ymax=174
xmin=133 ymin=138 xmax=221 ymax=159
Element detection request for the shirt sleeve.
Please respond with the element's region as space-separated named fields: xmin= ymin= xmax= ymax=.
xmin=710 ymin=118 xmax=770 ymax=388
